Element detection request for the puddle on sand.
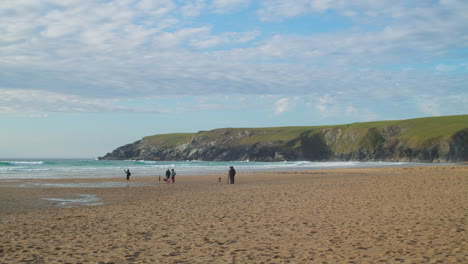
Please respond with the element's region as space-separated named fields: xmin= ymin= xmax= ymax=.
xmin=42 ymin=194 xmax=103 ymax=208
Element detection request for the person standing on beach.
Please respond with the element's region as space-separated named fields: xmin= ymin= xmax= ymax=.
xmin=228 ymin=166 xmax=236 ymax=184
xmin=171 ymin=169 xmax=176 ymax=183
xmin=124 ymin=169 xmax=131 ymax=183
xmin=165 ymin=169 xmax=171 ymax=183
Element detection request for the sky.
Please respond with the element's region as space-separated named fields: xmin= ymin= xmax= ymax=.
xmin=1 ymin=0 xmax=467 ymax=158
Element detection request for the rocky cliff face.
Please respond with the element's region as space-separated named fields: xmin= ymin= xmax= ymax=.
xmin=318 ymin=127 xmax=467 ymax=162
xmin=100 ymin=129 xmax=291 ymax=161
xmin=99 ymin=125 xmax=468 ymax=162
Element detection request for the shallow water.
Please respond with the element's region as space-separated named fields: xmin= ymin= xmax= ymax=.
xmin=0 ymin=159 xmax=452 ymax=180
xmin=42 ymin=194 xmax=103 ymax=208
xmin=18 ymin=181 xmax=155 ymax=188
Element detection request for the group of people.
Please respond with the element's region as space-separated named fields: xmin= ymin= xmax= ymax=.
xmin=123 ymin=166 xmax=237 ymax=184
xmin=123 ymin=168 xmax=176 ymax=183
xmin=163 ymin=168 xmax=176 ymax=183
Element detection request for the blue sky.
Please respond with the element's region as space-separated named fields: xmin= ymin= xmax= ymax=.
xmin=1 ymin=0 xmax=467 ymax=158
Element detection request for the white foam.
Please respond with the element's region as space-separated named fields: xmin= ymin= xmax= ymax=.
xmin=3 ymin=161 xmax=44 ymax=166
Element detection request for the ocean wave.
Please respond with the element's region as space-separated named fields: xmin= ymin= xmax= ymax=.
xmin=1 ymin=161 xmax=44 ymax=166
xmin=0 ymin=167 xmax=50 ymax=173
xmin=137 ymin=160 xmax=157 ymax=164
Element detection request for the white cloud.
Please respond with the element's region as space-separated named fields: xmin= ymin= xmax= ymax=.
xmin=181 ymin=0 xmax=207 ymax=17
xmin=180 ymin=0 xmax=250 ymax=16
xmin=316 ymin=94 xmax=335 ymax=114
xmin=229 ymin=14 xmax=467 ymax=66
xmin=136 ymin=0 xmax=176 ymax=15
xmin=152 ymin=26 xmax=212 ymax=49
xmin=13 ymin=113 xmax=49 ymax=118
xmin=189 ymin=30 xmax=259 ymax=49
xmin=0 ymin=0 xmax=466 ymax=117
xmin=257 ymin=0 xmax=337 ymax=21
xmin=0 ymin=88 xmax=135 ymax=114
xmin=345 ymin=106 xmax=379 ymax=122
xmin=257 ymin=0 xmax=468 ymax=23
xmin=211 ymin=0 xmax=251 ymax=13
xmin=274 ymin=96 xmax=299 ymax=115
xmin=274 ymin=97 xmax=292 ymax=115
xmin=416 ymin=95 xmax=468 ymax=117
xmin=346 ymin=105 xmax=358 ymax=115
xmin=435 ymin=64 xmax=458 ymax=72
xmin=309 ymin=96 xmax=381 ymax=121
xmin=417 ymin=96 xmax=442 ymax=117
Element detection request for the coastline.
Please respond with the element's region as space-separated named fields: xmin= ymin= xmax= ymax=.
xmin=1 ymin=166 xmax=467 ymax=263
xmin=1 ymin=159 xmax=458 ymax=180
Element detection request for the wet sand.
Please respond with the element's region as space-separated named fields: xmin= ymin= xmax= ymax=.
xmin=0 ymin=166 xmax=466 ymax=263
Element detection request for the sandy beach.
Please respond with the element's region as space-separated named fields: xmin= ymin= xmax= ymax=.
xmin=0 ymin=166 xmax=466 ymax=263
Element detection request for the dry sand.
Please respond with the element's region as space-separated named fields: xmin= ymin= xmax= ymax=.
xmin=0 ymin=166 xmax=466 ymax=263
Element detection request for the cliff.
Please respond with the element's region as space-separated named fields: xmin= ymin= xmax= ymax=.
xmin=99 ymin=115 xmax=468 ymax=162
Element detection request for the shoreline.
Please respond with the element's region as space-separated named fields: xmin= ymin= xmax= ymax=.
xmin=1 ymin=166 xmax=467 ymax=263
xmin=1 ymin=159 xmax=462 ymax=181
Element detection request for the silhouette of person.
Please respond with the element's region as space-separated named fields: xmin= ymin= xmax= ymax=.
xmin=124 ymin=169 xmax=131 ymax=182
xmin=165 ymin=169 xmax=171 ymax=183
xmin=228 ymin=166 xmax=236 ymax=184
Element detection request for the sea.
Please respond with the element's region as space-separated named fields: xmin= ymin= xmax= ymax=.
xmin=0 ymin=159 xmax=453 ymax=180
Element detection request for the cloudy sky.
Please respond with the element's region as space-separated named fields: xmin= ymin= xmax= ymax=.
xmin=1 ymin=0 xmax=467 ymax=158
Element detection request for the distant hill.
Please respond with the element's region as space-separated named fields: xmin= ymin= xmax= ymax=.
xmin=99 ymin=115 xmax=468 ymax=162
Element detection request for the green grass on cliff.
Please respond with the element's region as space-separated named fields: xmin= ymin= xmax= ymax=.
xmin=142 ymin=133 xmax=194 ymax=147
xmin=192 ymin=127 xmax=327 ymax=145
xmin=335 ymin=115 xmax=467 ymax=146
xmin=396 ymin=115 xmax=468 ymax=145
xmin=140 ymin=115 xmax=467 ymax=148
xmin=238 ymin=127 xmax=324 ymax=145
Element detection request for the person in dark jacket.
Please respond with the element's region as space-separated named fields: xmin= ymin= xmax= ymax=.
xmin=165 ymin=169 xmax=171 ymax=183
xmin=228 ymin=166 xmax=236 ymax=184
